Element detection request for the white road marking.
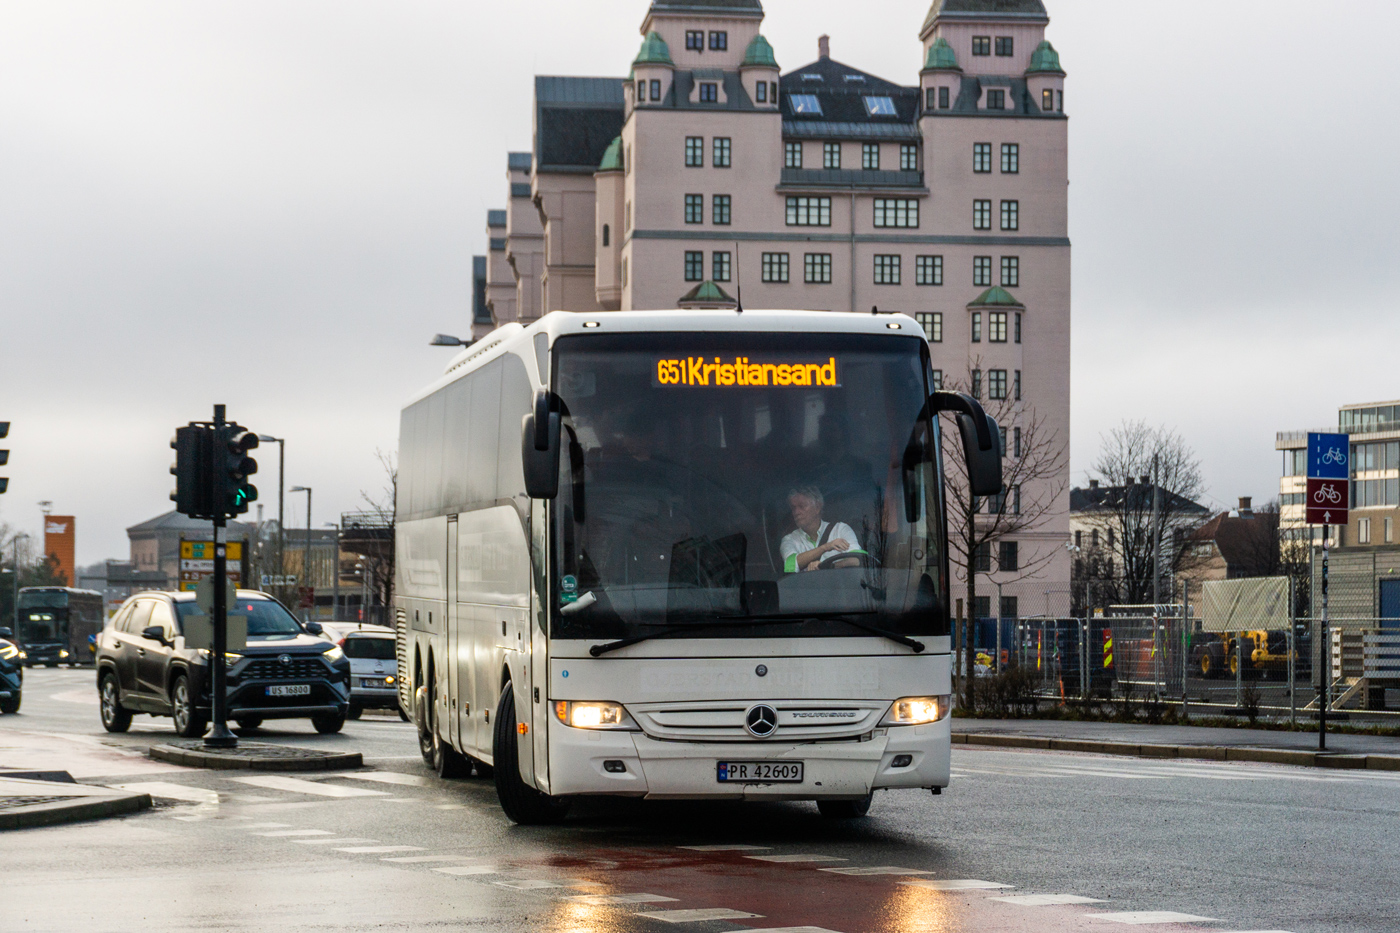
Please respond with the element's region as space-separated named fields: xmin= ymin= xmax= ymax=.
xmin=229 ymin=775 xmax=389 ymax=797
xmin=112 ymin=782 xmax=219 ymax=804
xmin=433 ymin=865 xmax=500 ymax=876
xmin=638 ymin=908 xmax=765 ymax=922
xmin=992 ymin=894 xmax=1106 ymax=906
xmin=294 ymin=837 xmax=379 ymax=846
xmin=384 ymin=855 xmax=478 ymax=863
xmin=820 ymin=866 xmax=931 ymax=876
xmin=901 ymin=879 xmax=1013 ymax=891
xmin=677 ymin=845 xmax=772 ymax=852
xmin=236 ymin=822 xmax=292 ymax=830
xmin=330 ymin=771 xmax=430 ymax=787
xmin=253 ymin=829 xmax=336 ymax=837
xmin=335 ymin=845 xmax=424 ymax=853
xmin=435 ymin=804 xmax=467 ymax=809
xmin=745 ymin=927 xmax=847 ymax=933
xmin=1089 ymin=911 xmax=1221 ymax=925
xmin=745 ymin=854 xmax=847 ymax=863
xmin=494 ymin=880 xmax=565 ymax=890
xmin=565 ymin=893 xmax=680 ymax=905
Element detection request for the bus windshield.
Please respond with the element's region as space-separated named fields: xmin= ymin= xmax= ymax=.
xmin=551 ymin=331 xmax=946 ymax=642
xmin=21 ymin=611 xmax=61 ymax=643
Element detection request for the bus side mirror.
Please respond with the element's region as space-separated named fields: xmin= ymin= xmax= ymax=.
xmin=522 ymin=400 xmax=561 ymax=500
xmin=958 ymin=411 xmax=1003 ymax=498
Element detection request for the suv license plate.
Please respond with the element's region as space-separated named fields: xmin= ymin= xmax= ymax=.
xmin=266 ymin=684 xmax=311 ymax=697
xmin=717 ymin=761 xmax=804 ymax=783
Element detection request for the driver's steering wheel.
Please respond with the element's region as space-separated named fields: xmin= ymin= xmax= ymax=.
xmin=816 ymin=551 xmax=875 ymax=570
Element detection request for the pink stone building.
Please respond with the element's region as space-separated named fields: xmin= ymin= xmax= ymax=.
xmin=473 ymin=0 xmax=1072 ymax=617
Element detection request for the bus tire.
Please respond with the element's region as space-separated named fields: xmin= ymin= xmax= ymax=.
xmin=817 ymin=793 xmax=873 ymax=819
xmin=99 ymin=674 xmax=130 ymax=732
xmin=492 ymin=683 xmax=568 ymax=825
xmin=432 ymin=722 xmax=471 ymax=779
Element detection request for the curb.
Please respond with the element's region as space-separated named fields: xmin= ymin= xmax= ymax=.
xmin=953 ymin=732 xmax=1400 ymax=772
xmin=0 ymin=792 xmax=151 ymax=831
xmin=149 ymin=744 xmax=362 ymax=772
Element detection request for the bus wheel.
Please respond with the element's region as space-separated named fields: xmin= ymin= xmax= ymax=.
xmin=415 ymin=685 xmax=435 ymax=765
xmin=492 ymin=683 xmax=569 ymax=825
xmin=817 ymin=793 xmax=873 ymax=819
xmin=99 ymin=674 xmax=130 ymax=732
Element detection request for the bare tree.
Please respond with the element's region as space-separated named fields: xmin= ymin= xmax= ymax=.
xmin=1084 ymin=421 xmax=1207 ymax=607
xmin=943 ymin=371 xmax=1068 ymax=710
xmin=356 ymin=449 xmax=397 ymax=616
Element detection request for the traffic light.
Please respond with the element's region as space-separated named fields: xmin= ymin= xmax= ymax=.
xmin=218 ymin=425 xmax=259 ymax=517
xmin=1 ymin=420 xmax=10 ymax=494
xmin=171 ymin=425 xmax=215 ymax=519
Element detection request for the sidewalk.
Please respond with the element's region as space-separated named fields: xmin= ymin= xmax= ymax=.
xmin=0 ymin=772 xmax=151 ymax=830
xmin=953 ymin=717 xmax=1400 ymax=769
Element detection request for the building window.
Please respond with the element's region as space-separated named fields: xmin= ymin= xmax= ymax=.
xmin=1057 ymin=89 xmax=1064 ymax=112
xmin=863 ymin=143 xmax=880 ymax=170
xmin=709 ymin=30 xmax=727 ymax=51
xmin=761 ymin=252 xmax=789 ymax=283
xmin=789 ymin=93 xmax=822 ymax=115
xmin=874 ymin=198 xmax=919 ymax=228
xmin=917 ymin=312 xmax=942 ymax=342
xmin=699 ymin=82 xmax=719 ymax=103
xmin=973 ymin=256 xmax=992 ymax=287
xmin=988 ymin=311 xmax=1007 ymax=342
xmin=601 ymin=224 xmax=609 ymax=247
xmin=1360 ymin=517 xmax=1372 ymax=544
xmin=1001 ymin=200 xmax=1019 ymax=230
xmin=972 ymin=36 xmax=991 ymax=56
xmin=1000 ymin=542 xmax=1019 ymax=574
xmin=989 ymin=370 xmax=1007 ymax=400
xmin=1014 ymin=369 xmax=1021 ymax=401
xmin=785 ymin=196 xmax=831 ymax=226
xmin=1001 ymin=255 xmax=1019 ymax=286
xmin=1002 ymin=143 xmax=1019 ymax=173
xmin=971 ymin=369 xmax=982 ymax=399
xmin=713 ymin=137 xmax=731 ymax=168
xmin=756 ymin=81 xmax=768 ymax=103
xmin=873 ymin=254 xmax=901 ymax=285
xmin=686 ymin=30 xmax=704 ymax=51
xmin=971 ymin=312 xmax=982 ymax=343
xmin=1014 ymin=312 xmax=1022 ymax=343
xmin=685 ymin=251 xmax=704 ymax=281
xmin=931 ymin=368 xmax=944 ymax=389
xmin=648 ymin=79 xmax=661 ymax=103
xmin=973 ymin=199 xmax=992 ymax=230
xmin=1013 ymin=426 xmax=1022 ymax=458
xmin=973 ymin=142 xmax=992 ymax=173
xmin=785 ymin=141 xmax=803 ymax=168
xmin=712 ymin=251 xmax=731 ymax=282
xmin=900 ymin=143 xmax=918 ymax=171
xmin=637 ymin=80 xmax=646 ymax=101
xmin=939 ymin=86 xmax=950 ymax=109
xmin=685 ymin=194 xmax=703 ymax=224
xmin=995 ymin=36 xmax=1014 ymax=56
xmin=713 ymin=194 xmax=731 ymax=225
xmin=804 ymin=252 xmax=832 ymax=284
xmin=1043 ymin=88 xmax=1054 ymax=112
xmin=986 ymin=89 xmax=1005 ymax=110
xmin=685 ymin=136 xmax=703 ymax=167
xmin=824 ymin=142 xmax=842 ymax=169
xmin=916 ymin=255 xmax=943 ymax=286
xmin=625 ymin=200 xmax=632 ymax=233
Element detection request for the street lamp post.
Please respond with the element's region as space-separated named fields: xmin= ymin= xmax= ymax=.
xmin=256 ymin=436 xmax=285 ymax=590
xmin=290 ymin=486 xmax=311 ymax=621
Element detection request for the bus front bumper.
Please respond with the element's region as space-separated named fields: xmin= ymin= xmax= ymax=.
xmin=546 ymin=718 xmax=950 ymax=799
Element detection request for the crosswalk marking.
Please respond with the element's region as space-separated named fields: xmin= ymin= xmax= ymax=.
xmin=294 ymin=837 xmax=378 ymax=846
xmin=1090 ymin=911 xmax=1220 ymax=925
xmin=677 ymin=845 xmax=771 ymax=852
xmin=335 ymin=845 xmax=423 ymax=854
xmin=237 ymin=822 xmax=292 ymax=830
xmin=565 ymin=894 xmax=679 ymax=905
xmin=638 ymin=908 xmax=765 ymax=922
xmin=229 ymin=775 xmax=389 ymax=797
xmin=494 ymin=880 xmax=565 ymax=890
xmin=433 ymin=865 xmax=499 ymax=876
xmin=901 ymin=879 xmax=1012 ymax=891
xmin=252 ymin=829 xmax=335 ymax=837
xmin=744 ymin=927 xmax=846 ymax=933
xmin=112 ymin=781 xmax=219 ymax=804
xmin=746 ymin=854 xmax=847 ymax=863
xmin=384 ymin=855 xmax=476 ymax=863
xmin=330 ymin=771 xmax=431 ymax=787
xmin=820 ymin=866 xmax=931 ymax=876
xmin=992 ymin=894 xmax=1105 ymax=907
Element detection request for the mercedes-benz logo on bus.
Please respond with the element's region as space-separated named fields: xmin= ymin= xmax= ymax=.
xmin=745 ymin=704 xmax=779 ymax=738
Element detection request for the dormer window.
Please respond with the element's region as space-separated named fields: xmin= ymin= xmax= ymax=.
xmin=972 ymin=36 xmax=991 ymax=56
xmin=756 ymin=82 xmax=768 ymax=103
xmin=789 ymin=94 xmax=822 ymax=115
xmin=699 ymin=82 xmax=718 ymax=103
xmin=1042 ymin=88 xmax=1053 ymax=111
xmin=651 ymin=79 xmax=662 ymax=101
xmin=843 ymin=75 xmax=866 ymax=83
xmin=801 ymin=73 xmax=824 ymax=82
xmin=709 ymin=31 xmax=727 ymax=51
xmin=864 ymin=96 xmax=896 ymax=116
xmin=986 ymin=89 xmax=1005 ymax=110
xmin=686 ymin=30 xmax=704 ymax=51
xmin=995 ymin=37 xmax=1014 ymax=56
xmin=637 ymin=80 xmax=645 ymax=101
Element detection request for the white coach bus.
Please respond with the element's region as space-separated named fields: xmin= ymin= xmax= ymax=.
xmin=395 ymin=310 xmax=1000 ymax=824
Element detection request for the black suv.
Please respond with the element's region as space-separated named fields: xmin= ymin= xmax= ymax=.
xmin=0 ymin=626 xmax=21 ymax=714
xmin=95 ymin=590 xmax=351 ymax=737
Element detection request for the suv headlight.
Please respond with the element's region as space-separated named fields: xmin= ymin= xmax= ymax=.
xmin=881 ymin=695 xmax=951 ymax=725
xmin=0 ymin=642 xmax=18 ymax=661
xmin=552 ymin=700 xmax=637 ymax=730
xmin=322 ymin=645 xmax=344 ymax=662
xmin=196 ymin=650 xmax=243 ymax=666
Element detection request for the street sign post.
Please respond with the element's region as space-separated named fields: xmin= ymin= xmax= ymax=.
xmin=1306 ymin=431 xmax=1350 ymax=751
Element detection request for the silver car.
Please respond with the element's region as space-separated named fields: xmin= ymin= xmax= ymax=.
xmin=342 ymin=631 xmax=404 ymax=720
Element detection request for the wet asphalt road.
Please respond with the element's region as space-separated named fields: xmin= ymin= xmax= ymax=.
xmin=2 ymin=667 xmax=1397 ymax=933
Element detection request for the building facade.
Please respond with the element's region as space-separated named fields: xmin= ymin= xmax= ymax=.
xmin=471 ymin=0 xmax=1073 ymax=611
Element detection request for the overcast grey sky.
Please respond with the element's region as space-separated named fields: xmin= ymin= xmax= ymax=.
xmin=2 ymin=0 xmax=1398 ymax=565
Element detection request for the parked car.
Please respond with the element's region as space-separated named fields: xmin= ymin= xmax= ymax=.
xmin=318 ymin=621 xmax=393 ymax=644
xmin=341 ymin=630 xmax=405 ymax=720
xmin=95 ymin=590 xmax=351 ymax=737
xmin=0 ymin=627 xmax=21 ymax=714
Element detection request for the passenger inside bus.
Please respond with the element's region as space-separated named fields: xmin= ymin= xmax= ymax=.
xmin=780 ymin=485 xmax=863 ymax=573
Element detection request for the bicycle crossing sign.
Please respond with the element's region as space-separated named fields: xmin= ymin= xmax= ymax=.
xmin=1306 ymin=432 xmax=1350 ymax=526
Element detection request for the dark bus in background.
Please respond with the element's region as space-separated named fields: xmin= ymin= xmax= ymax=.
xmin=17 ymin=587 xmax=105 ymax=667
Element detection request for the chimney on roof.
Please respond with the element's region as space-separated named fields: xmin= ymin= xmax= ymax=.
xmin=1238 ymin=496 xmax=1253 ymax=518
xmin=1088 ymin=479 xmax=1099 ymax=490
xmin=1139 ymin=475 xmax=1150 ymax=486
xmin=818 ymin=34 xmax=830 ymax=59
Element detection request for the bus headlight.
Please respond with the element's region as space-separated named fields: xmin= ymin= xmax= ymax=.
xmin=58 ymin=649 xmax=70 ymax=659
xmin=553 ymin=700 xmax=636 ymax=730
xmin=881 ymin=695 xmax=951 ymax=725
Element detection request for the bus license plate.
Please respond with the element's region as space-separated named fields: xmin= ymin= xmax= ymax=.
xmin=717 ymin=761 xmax=804 ymax=783
xmin=266 ymin=685 xmax=311 ymax=697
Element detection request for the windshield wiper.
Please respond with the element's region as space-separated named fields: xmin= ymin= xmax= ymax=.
xmin=588 ymin=614 xmax=924 ymax=657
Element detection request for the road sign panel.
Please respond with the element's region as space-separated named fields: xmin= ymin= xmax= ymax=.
xmin=1306 ymin=477 xmax=1349 ymax=525
xmin=1308 ymin=432 xmax=1350 ymax=480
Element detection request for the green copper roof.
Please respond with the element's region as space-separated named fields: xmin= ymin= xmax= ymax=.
xmin=597 ymin=137 xmax=623 ymax=172
xmin=923 ymin=37 xmax=960 ymax=71
xmin=1026 ymin=40 xmax=1064 ymax=74
xmin=633 ymin=31 xmax=674 ymax=68
xmin=742 ymin=34 xmax=779 ymax=68
xmin=968 ymin=286 xmax=1023 ymax=307
xmin=678 ymin=280 xmax=736 ymax=307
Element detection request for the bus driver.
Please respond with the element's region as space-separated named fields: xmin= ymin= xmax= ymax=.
xmin=780 ymin=486 xmax=862 ymax=573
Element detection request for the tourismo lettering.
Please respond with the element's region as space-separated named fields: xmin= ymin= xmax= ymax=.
xmin=656 ymin=357 xmax=839 ymax=387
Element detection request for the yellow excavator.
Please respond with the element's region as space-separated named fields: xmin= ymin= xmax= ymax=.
xmin=1193 ymin=630 xmax=1291 ymax=679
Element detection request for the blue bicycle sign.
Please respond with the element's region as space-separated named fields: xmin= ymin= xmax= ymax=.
xmin=1308 ymin=432 xmax=1349 ymax=480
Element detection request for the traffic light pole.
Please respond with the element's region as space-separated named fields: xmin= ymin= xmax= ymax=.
xmin=206 ymin=404 xmax=237 ymax=749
